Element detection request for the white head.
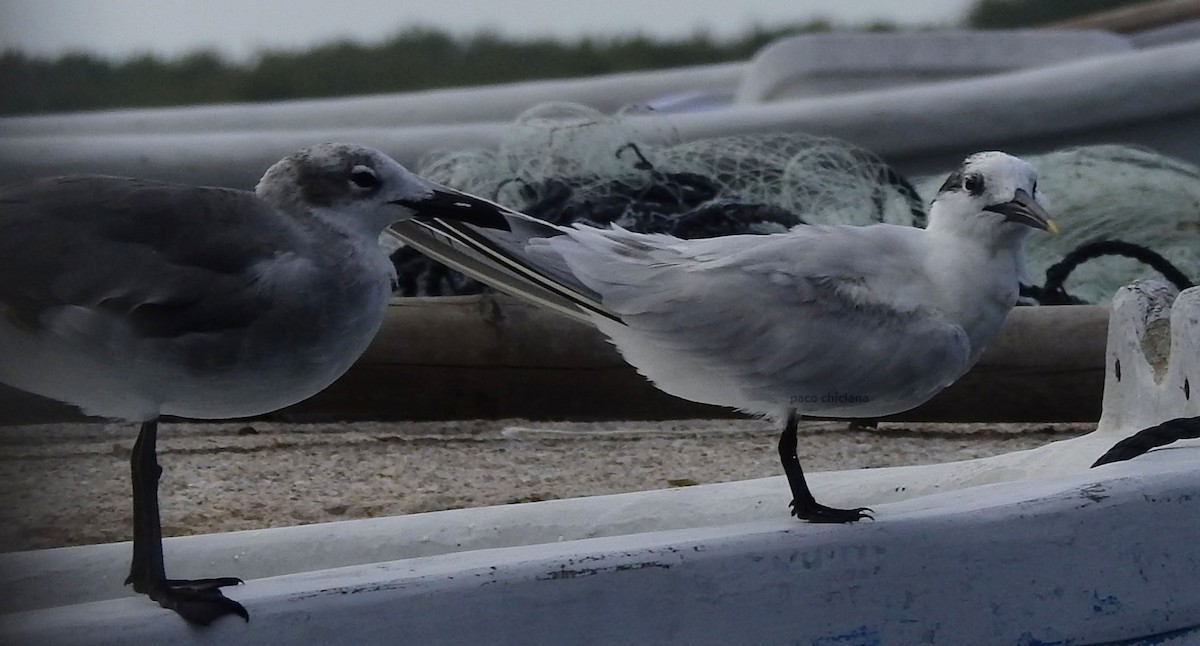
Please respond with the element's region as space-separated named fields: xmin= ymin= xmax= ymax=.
xmin=255 ymin=143 xmax=504 ymax=238
xmin=927 ymin=151 xmax=1057 ymax=245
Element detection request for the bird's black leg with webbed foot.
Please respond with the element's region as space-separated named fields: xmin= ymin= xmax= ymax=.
xmin=125 ymin=420 xmax=248 ymax=624
xmin=778 ymin=410 xmax=872 ymax=523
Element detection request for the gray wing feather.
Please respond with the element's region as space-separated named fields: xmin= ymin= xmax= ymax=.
xmin=0 ymin=176 xmax=302 ymax=339
xmin=548 ymin=224 xmax=972 ymax=416
xmin=385 ymin=208 xmax=618 ymax=324
xmin=388 ymin=203 xmax=970 ymax=417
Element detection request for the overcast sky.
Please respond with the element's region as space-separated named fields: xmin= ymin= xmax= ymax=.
xmin=0 ymin=0 xmax=976 ymax=62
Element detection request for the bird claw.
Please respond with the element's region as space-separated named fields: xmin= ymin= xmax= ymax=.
xmin=788 ymin=499 xmax=873 ymax=524
xmin=164 ymin=576 xmax=245 ymax=591
xmin=146 ymin=577 xmax=248 ymax=625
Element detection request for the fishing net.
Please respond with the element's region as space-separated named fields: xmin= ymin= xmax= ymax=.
xmin=392 ymin=103 xmax=1199 ymax=303
xmin=1002 ymin=146 xmax=1199 ymax=304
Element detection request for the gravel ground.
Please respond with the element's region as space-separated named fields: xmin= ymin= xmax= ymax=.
xmin=0 ymin=419 xmax=1093 ymax=553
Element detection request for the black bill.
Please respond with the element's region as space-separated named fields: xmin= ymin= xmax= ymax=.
xmin=982 ymin=188 xmax=1058 ymax=234
xmin=392 ymin=188 xmax=512 ymax=231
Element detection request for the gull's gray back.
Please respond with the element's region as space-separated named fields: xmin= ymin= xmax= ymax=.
xmin=0 ymin=175 xmax=392 ymax=420
xmin=0 ymin=177 xmax=304 ymax=337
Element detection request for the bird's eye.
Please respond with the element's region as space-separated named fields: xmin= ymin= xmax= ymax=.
xmin=350 ymin=166 xmax=379 ymax=190
xmin=963 ymin=174 xmax=984 ymax=196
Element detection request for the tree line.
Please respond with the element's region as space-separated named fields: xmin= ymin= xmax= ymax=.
xmin=0 ymin=0 xmax=1150 ymax=117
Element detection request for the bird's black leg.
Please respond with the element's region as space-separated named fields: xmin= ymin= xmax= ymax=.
xmin=778 ymin=410 xmax=872 ymax=523
xmin=125 ymin=420 xmax=248 ymax=624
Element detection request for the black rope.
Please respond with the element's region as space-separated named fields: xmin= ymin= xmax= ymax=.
xmin=1021 ymin=239 xmax=1195 ymax=306
xmin=1092 ymin=416 xmax=1200 ymax=467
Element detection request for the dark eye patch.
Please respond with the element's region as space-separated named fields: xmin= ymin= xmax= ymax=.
xmin=963 ymin=173 xmax=984 ymax=196
xmin=350 ymin=167 xmax=379 ymax=190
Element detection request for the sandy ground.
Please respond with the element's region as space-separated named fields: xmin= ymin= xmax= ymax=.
xmin=0 ymin=419 xmax=1094 ymax=553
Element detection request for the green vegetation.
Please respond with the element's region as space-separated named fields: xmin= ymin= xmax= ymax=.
xmin=0 ymin=0 xmax=1159 ymax=117
xmin=966 ymin=0 xmax=1153 ymax=28
xmin=0 ymin=24 xmax=824 ymax=116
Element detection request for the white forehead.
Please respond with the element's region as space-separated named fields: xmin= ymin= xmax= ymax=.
xmin=962 ymin=151 xmax=1037 ymax=185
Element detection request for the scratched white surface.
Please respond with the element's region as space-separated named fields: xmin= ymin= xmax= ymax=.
xmin=2 ymin=448 xmax=1197 ymax=645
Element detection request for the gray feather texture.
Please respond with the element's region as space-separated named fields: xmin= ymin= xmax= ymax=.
xmin=389 ymin=150 xmax=1053 ymax=421
xmin=0 ymin=143 xmax=452 ymax=421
